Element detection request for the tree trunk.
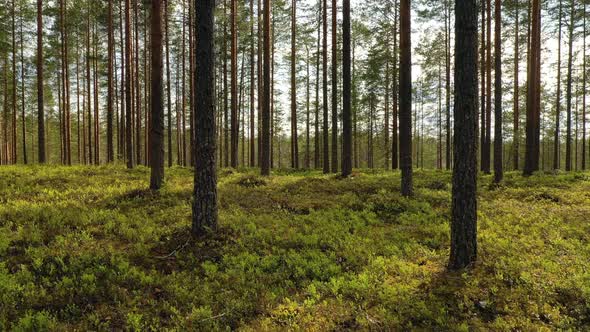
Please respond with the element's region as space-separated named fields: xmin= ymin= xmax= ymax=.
xmin=150 ymin=0 xmax=164 ymax=190
xmin=192 ymin=0 xmax=218 ymax=235
xmin=261 ymin=0 xmax=271 ymax=176
xmin=107 ymin=0 xmax=114 ymax=163
xmin=119 ymin=0 xmax=126 ymax=161
xmin=480 ymin=0 xmax=486 ymax=172
xmin=583 ymin=1 xmax=587 ymax=170
xmin=493 ymin=0 xmax=503 ymax=183
xmin=165 ymin=0 xmax=173 ymax=167
xmin=134 ymin=0 xmax=142 ymax=166
xmin=449 ymin=0 xmax=478 ymax=271
xmin=330 ymin=0 xmax=338 ymax=173
xmin=250 ymin=0 xmax=256 ymax=167
xmin=565 ymin=0 xmax=574 ymax=172
xmin=257 ymin=0 xmax=263 ymax=167
xmin=125 ymin=0 xmax=134 ymax=168
xmin=11 ymin=0 xmax=17 ymax=164
xmin=231 ymin=0 xmax=238 ymax=168
xmin=20 ymin=9 xmax=27 ymax=164
xmin=322 ymin=0 xmax=329 ymax=174
xmin=223 ymin=0 xmax=229 ymax=167
xmin=188 ymin=0 xmax=195 ymax=168
xmin=315 ymin=0 xmax=321 ymax=169
xmin=305 ymin=46 xmax=311 ymax=169
xmin=76 ymin=42 xmax=81 ymax=163
xmin=513 ymin=0 xmax=520 ymax=170
xmin=399 ymin=0 xmax=413 ymax=197
xmin=392 ymin=0 xmax=399 ymax=170
xmin=37 ymin=0 xmax=45 ymax=163
xmin=384 ymin=48 xmax=390 ymax=170
xmin=291 ymin=0 xmax=299 ymax=169
xmin=353 ymin=37 xmax=358 ymax=168
xmin=524 ymin=0 xmax=541 ymax=176
xmin=93 ymin=23 xmax=100 ymax=164
xmin=483 ymin=0 xmax=492 ymax=174
xmin=342 ymin=0 xmax=352 ymax=177
xmin=445 ymin=0 xmax=451 ymax=170
xmin=553 ymin=2 xmax=564 ymax=170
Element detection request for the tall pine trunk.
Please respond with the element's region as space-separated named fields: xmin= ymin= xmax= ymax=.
xmin=449 ymin=0 xmax=478 ymax=271
xmin=342 ymin=0 xmax=352 ymax=177
xmin=37 ymin=0 xmax=45 ymax=163
xmin=107 ymin=0 xmax=115 ymax=163
xmin=330 ymin=0 xmax=338 ymax=173
xmin=583 ymin=1 xmax=587 ymax=170
xmin=150 ymin=0 xmax=164 ymax=190
xmin=513 ymin=0 xmax=520 ymax=170
xmin=231 ymin=0 xmax=239 ymax=168
xmin=315 ymin=0 xmax=321 ymax=169
xmin=125 ymin=0 xmax=134 ymax=168
xmin=250 ymin=0 xmax=256 ymax=167
xmin=291 ymin=0 xmax=299 ymax=169
xmin=565 ymin=0 xmax=574 ymax=171
xmin=493 ymin=0 xmax=503 ymax=183
xmin=192 ymin=0 xmax=218 ymax=235
xmin=261 ymin=0 xmax=271 ymax=175
xmin=322 ymin=0 xmax=329 ymax=174
xmin=165 ymin=0 xmax=172 ymax=168
xmin=20 ymin=9 xmax=27 ymax=164
xmin=524 ymin=0 xmax=541 ymax=176
xmin=392 ymin=0 xmax=399 ymax=170
xmin=399 ymin=0 xmax=413 ymax=196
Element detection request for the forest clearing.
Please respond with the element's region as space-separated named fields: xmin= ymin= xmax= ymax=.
xmin=1 ymin=166 xmax=589 ymax=330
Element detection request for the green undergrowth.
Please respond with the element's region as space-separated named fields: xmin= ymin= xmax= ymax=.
xmin=0 ymin=165 xmax=589 ymax=331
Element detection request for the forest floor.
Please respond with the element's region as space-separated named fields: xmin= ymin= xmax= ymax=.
xmin=0 ymin=166 xmax=589 ymax=331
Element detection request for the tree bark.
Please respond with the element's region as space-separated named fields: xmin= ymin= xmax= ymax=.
xmin=11 ymin=0 xmax=17 ymax=164
xmin=483 ymin=0 xmax=492 ymax=174
xmin=37 ymin=0 xmax=45 ymax=163
xmin=524 ymin=0 xmax=541 ymax=176
xmin=150 ymin=0 xmax=164 ymax=190
xmin=513 ymin=0 xmax=520 ymax=170
xmin=125 ymin=0 xmax=134 ymax=168
xmin=583 ymin=1 xmax=587 ymax=170
xmin=399 ymin=0 xmax=413 ymax=196
xmin=480 ymin=0 xmax=486 ymax=172
xmin=322 ymin=0 xmax=329 ymax=174
xmin=261 ymin=0 xmax=271 ymax=176
xmin=565 ymin=0 xmax=574 ymax=171
xmin=20 ymin=9 xmax=27 ymax=164
xmin=392 ymin=0 xmax=399 ymax=170
xmin=342 ymin=0 xmax=352 ymax=177
xmin=107 ymin=0 xmax=115 ymax=163
xmin=449 ymin=0 xmax=478 ymax=271
xmin=231 ymin=0 xmax=239 ymax=168
xmin=330 ymin=0 xmax=338 ymax=173
xmin=493 ymin=0 xmax=503 ymax=183
xmin=165 ymin=0 xmax=172 ymax=168
xmin=445 ymin=0 xmax=451 ymax=170
xmin=305 ymin=46 xmax=311 ymax=169
xmin=250 ymin=0 xmax=256 ymax=167
xmin=315 ymin=0 xmax=321 ymax=169
xmin=222 ymin=0 xmax=229 ymax=167
xmin=291 ymin=0 xmax=299 ymax=169
xmin=192 ymin=0 xmax=218 ymax=235
xmin=134 ymin=0 xmax=142 ymax=166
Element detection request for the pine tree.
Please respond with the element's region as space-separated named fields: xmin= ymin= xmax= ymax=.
xmin=449 ymin=0 xmax=478 ymax=270
xmin=399 ymin=0 xmax=413 ymax=196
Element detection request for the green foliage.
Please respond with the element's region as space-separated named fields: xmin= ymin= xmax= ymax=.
xmin=0 ymin=165 xmax=589 ymax=330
